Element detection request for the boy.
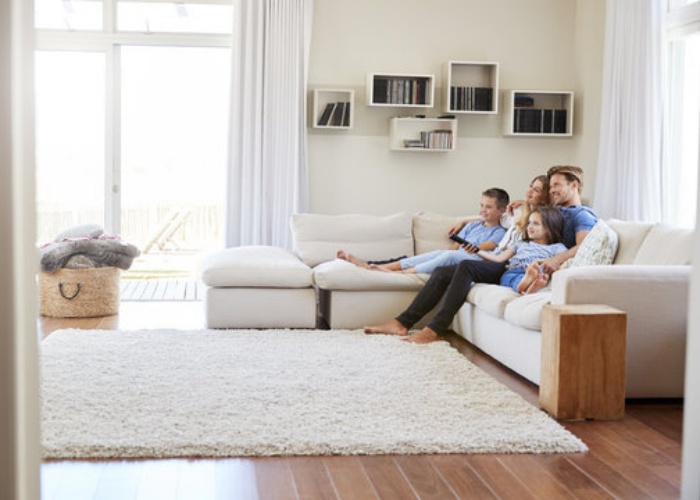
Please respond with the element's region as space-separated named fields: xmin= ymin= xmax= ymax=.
xmin=368 ymin=187 xmax=509 ymax=274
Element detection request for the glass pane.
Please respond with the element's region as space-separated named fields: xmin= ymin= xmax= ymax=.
xmin=118 ymin=2 xmax=232 ymax=34
xmin=35 ymin=51 xmax=106 ymax=244
xmin=35 ymin=0 xmax=103 ymax=30
xmin=120 ymin=46 xmax=229 ymax=277
xmin=666 ymin=32 xmax=700 ymax=228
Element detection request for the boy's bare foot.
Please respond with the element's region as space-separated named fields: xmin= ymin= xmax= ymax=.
xmin=364 ymin=320 xmax=408 ymax=336
xmin=403 ymin=327 xmax=440 ymax=344
xmin=336 ymin=249 xmax=371 ymax=269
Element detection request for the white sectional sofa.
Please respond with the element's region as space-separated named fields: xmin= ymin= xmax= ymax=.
xmin=201 ymin=212 xmax=692 ymax=398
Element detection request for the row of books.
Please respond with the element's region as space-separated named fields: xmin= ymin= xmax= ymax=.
xmin=513 ymin=108 xmax=568 ymax=134
xmin=450 ymin=86 xmax=493 ymax=111
xmin=373 ymin=78 xmax=429 ymax=105
xmin=317 ymin=101 xmax=351 ymax=127
xmin=404 ymin=130 xmax=453 ymax=150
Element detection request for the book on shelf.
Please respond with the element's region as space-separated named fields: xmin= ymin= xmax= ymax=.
xmin=330 ymin=102 xmax=345 ymax=126
xmin=450 ymin=86 xmax=493 ymax=111
xmin=317 ymin=102 xmax=336 ymax=126
xmin=342 ymin=102 xmax=351 ymax=127
xmin=374 ymin=77 xmax=427 ymax=105
xmin=419 ymin=129 xmax=453 ymax=149
xmin=513 ymin=108 xmax=567 ymax=133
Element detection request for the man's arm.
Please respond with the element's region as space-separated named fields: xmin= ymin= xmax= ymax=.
xmin=540 ymin=229 xmax=591 ymax=274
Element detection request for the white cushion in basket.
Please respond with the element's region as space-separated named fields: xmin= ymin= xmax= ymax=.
xmin=201 ymin=246 xmax=313 ymax=288
xmin=291 ymin=212 xmax=414 ymax=268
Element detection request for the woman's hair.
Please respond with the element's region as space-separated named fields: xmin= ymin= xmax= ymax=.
xmin=514 ymin=175 xmax=551 ymax=233
xmin=523 ymin=206 xmax=564 ymax=244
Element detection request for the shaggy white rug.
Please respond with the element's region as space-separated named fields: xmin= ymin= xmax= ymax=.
xmin=40 ymin=329 xmax=587 ymax=459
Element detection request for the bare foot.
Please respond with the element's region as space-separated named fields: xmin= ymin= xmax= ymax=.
xmin=517 ymin=262 xmax=542 ymax=293
xmin=336 ymin=249 xmax=371 ymax=269
xmin=403 ymin=327 xmax=440 ymax=344
xmin=364 ymin=319 xmax=408 ymax=336
xmin=524 ymin=273 xmax=550 ymax=294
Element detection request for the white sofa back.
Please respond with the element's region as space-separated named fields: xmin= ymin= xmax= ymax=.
xmin=607 ymin=219 xmax=693 ymax=265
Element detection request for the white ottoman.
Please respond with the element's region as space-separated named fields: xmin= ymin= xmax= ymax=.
xmin=201 ymin=246 xmax=316 ymax=329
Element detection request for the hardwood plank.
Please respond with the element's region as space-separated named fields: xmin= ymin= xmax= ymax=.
xmin=464 ymin=455 xmax=537 ymax=499
xmin=564 ymin=422 xmax=679 ymax=499
xmin=323 ymin=456 xmax=378 ymax=499
xmin=565 ymin=451 xmax=656 ymax=499
xmin=361 ymin=456 xmax=417 ymax=499
xmin=252 ymin=457 xmax=298 ymax=500
xmin=497 ymin=454 xmax=578 ymax=499
xmin=626 ymin=402 xmax=683 ymax=443
xmin=42 ymin=461 xmax=103 ymax=500
xmin=135 ymin=459 xmax=180 ymax=500
xmin=393 ymin=455 xmax=456 ymax=499
xmin=214 ymin=459 xmax=258 ymax=500
xmin=289 ymin=456 xmax=337 ymax=499
xmin=92 ymin=460 xmax=143 ymax=500
xmin=428 ymin=455 xmax=497 ymax=499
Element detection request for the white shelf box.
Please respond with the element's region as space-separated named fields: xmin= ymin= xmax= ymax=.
xmin=367 ymin=73 xmax=435 ymax=108
xmin=443 ymin=61 xmax=499 ymax=114
xmin=313 ymin=89 xmax=354 ymax=129
xmin=503 ymin=90 xmax=574 ymax=136
xmin=389 ymin=117 xmax=457 ymax=152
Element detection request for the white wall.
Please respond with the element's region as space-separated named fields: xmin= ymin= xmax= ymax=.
xmin=307 ymin=0 xmax=605 ymax=216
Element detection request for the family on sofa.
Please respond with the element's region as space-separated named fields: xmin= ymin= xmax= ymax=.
xmin=349 ymin=165 xmax=599 ymax=343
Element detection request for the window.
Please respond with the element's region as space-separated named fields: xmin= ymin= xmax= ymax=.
xmin=35 ymin=0 xmax=232 ymax=278
xmin=664 ymin=1 xmax=700 ymax=228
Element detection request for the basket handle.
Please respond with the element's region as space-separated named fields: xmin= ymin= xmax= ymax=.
xmin=58 ymin=283 xmax=82 ymax=300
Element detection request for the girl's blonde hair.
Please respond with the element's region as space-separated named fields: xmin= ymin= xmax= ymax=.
xmin=513 ymin=175 xmax=551 ymax=233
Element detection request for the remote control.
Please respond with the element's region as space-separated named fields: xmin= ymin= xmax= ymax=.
xmin=449 ymin=233 xmax=478 ymax=249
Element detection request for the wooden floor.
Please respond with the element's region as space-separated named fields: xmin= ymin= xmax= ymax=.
xmin=120 ymin=279 xmax=204 ymax=301
xmin=39 ymin=303 xmax=684 ymax=500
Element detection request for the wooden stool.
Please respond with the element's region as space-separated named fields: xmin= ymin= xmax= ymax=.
xmin=540 ymin=304 xmax=627 ymax=420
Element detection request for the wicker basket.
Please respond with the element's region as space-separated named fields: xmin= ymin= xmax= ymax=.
xmin=39 ymin=267 xmax=120 ymax=318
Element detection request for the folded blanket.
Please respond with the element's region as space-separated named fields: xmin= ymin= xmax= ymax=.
xmin=40 ymin=238 xmax=140 ymax=272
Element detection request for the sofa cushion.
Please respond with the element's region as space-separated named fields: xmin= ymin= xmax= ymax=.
xmin=313 ymin=259 xmax=427 ymax=291
xmin=561 ymin=219 xmax=618 ymax=268
xmin=201 ymin=246 xmax=313 ymax=288
xmin=467 ymin=283 xmax=520 ymax=319
xmin=412 ymin=212 xmax=479 ymax=255
xmin=606 ymin=219 xmax=653 ymax=264
xmin=634 ymin=223 xmax=693 ymax=265
xmin=291 ymin=212 xmax=414 ymax=267
xmin=503 ymin=291 xmax=553 ymax=330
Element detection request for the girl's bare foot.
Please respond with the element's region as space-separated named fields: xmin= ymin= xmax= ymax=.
xmin=403 ymin=327 xmax=440 ymax=344
xmin=525 ymin=273 xmax=550 ymax=294
xmin=364 ymin=319 xmax=408 ymax=336
xmin=517 ymin=262 xmax=542 ymax=293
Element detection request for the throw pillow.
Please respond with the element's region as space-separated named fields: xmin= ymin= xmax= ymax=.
xmin=561 ymin=219 xmax=619 ymax=268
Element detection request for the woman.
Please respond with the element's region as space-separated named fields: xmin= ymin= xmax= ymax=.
xmin=364 ymin=174 xmax=551 ymax=344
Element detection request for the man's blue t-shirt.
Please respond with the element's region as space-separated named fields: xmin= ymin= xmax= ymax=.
xmin=559 ymin=205 xmax=598 ymax=248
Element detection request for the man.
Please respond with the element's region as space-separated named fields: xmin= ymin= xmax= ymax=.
xmin=539 ymin=165 xmax=598 ymax=274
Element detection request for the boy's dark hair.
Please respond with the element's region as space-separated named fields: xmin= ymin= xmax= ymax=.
xmin=524 ymin=206 xmax=565 ymax=244
xmin=482 ymin=188 xmax=510 ymax=209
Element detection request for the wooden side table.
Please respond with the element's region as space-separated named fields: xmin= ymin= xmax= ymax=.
xmin=540 ymin=304 xmax=627 ymax=420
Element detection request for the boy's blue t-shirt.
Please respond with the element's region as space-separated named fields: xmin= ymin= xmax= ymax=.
xmin=457 ymin=221 xmax=506 ymax=247
xmin=559 ymin=205 xmax=598 ymax=248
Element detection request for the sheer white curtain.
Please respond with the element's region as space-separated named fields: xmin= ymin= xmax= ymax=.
xmin=226 ymin=0 xmax=313 ymax=248
xmin=593 ymin=0 xmax=664 ymax=221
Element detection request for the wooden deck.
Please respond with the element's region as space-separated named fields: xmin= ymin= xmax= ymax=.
xmin=120 ymin=279 xmax=204 ymax=301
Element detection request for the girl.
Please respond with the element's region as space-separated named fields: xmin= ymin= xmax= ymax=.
xmin=477 ymin=206 xmax=567 ymax=294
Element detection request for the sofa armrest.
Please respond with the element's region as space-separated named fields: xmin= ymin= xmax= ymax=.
xmin=550 ymin=264 xmax=690 ymax=397
xmin=550 ymin=265 xmax=690 ymax=307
